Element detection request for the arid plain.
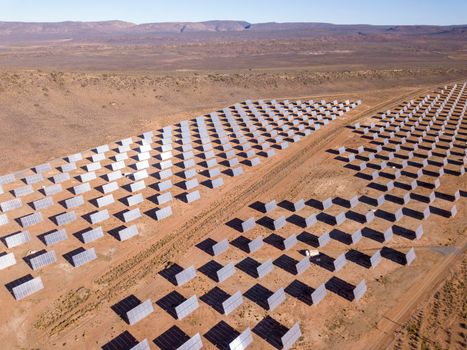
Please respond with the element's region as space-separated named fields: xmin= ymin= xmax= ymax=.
xmin=0 ymin=21 xmax=465 ymax=350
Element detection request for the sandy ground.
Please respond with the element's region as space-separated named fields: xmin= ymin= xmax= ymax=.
xmin=0 ymin=74 xmax=465 ymax=350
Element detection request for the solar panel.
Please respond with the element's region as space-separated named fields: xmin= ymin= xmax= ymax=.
xmin=267 ymin=288 xmax=286 ymax=311
xmin=29 ymin=250 xmax=57 ymax=270
xmin=281 ymin=323 xmax=301 ymax=350
xmin=43 ymin=229 xmax=68 ymax=245
xmin=217 ymin=262 xmax=235 ymax=283
xmin=406 ymin=248 xmax=416 ymax=265
xmin=311 ymin=283 xmax=327 ymax=305
xmin=154 ymin=206 xmax=173 ymax=220
xmin=111 ymin=160 xmax=126 ymax=171
xmin=91 ymin=153 xmax=106 ymax=162
xmin=102 ymin=182 xmax=118 ymax=194
xmin=96 ymin=194 xmax=114 ymax=208
xmin=42 ymin=184 xmax=62 ymax=196
xmin=129 ymin=180 xmax=146 ymax=192
xmin=212 ymin=239 xmax=229 ymax=256
xmin=95 ymin=145 xmax=109 ymax=154
xmin=242 ymin=217 xmax=256 ymax=232
xmin=118 ymin=225 xmax=139 ymax=241
xmin=64 ymin=195 xmax=84 ymax=209
xmin=264 ymin=200 xmax=276 ymax=213
xmin=67 ymin=153 xmax=82 ymax=162
xmin=137 ymin=152 xmax=151 ymax=161
xmin=222 ymin=291 xmax=243 ymax=315
xmin=292 ymin=199 xmax=305 ymax=211
xmin=207 ymin=168 xmax=221 ymax=178
xmin=318 ymin=232 xmax=331 ymax=247
xmin=248 ymin=236 xmax=263 ymax=253
xmin=85 ymin=162 xmax=101 ymax=172
xmin=296 ymin=256 xmax=311 ymax=275
xmin=34 ymin=163 xmax=52 ymax=173
xmin=160 ymin=151 xmax=172 ymax=160
xmin=1 ymin=198 xmax=22 ymax=212
xmin=125 ymin=193 xmax=144 ymax=207
xmin=156 ymin=192 xmax=173 ymax=205
xmin=283 ymin=234 xmax=297 ymax=250
xmin=78 ymin=172 xmax=96 ymax=183
xmin=230 ymin=167 xmax=244 ymax=177
xmin=181 ymin=159 xmax=195 ymax=169
xmin=175 ymin=295 xmax=199 ymax=320
xmin=185 ymin=190 xmax=200 ymax=203
xmin=123 ymin=208 xmax=142 ymax=223
xmin=177 ymin=333 xmax=203 ymax=350
xmin=160 ymin=160 xmax=173 ymax=170
xmin=0 ymin=173 xmax=16 ymax=185
xmin=133 ymin=170 xmax=149 ymax=181
xmin=180 ymin=179 xmax=197 ymax=191
xmin=24 ymin=173 xmax=43 ymax=185
xmin=257 ymin=259 xmax=273 ymax=278
xmin=370 ymin=250 xmax=382 ymax=268
xmin=0 ymin=252 xmax=16 ymax=270
xmin=158 ymin=169 xmax=172 ymax=180
xmin=114 ymin=153 xmax=128 ymax=162
xmin=71 ymin=248 xmax=97 ymax=267
xmin=55 ymin=211 xmax=77 ymax=226
xmin=157 ymin=179 xmax=172 ymax=192
xmin=80 ymin=227 xmax=104 ymax=243
xmin=351 ymin=230 xmax=362 ymax=244
xmin=126 ymin=299 xmax=154 ymax=325
xmin=13 ymin=185 xmax=33 ymax=197
xmin=183 ymin=169 xmax=197 ymax=179
xmin=353 ymin=280 xmax=367 ymax=301
xmin=19 ymin=212 xmax=43 ymax=228
xmin=72 ymin=182 xmax=91 ymax=195
xmin=106 ymin=170 xmax=123 ymax=182
xmin=175 ymin=266 xmax=197 ymax=286
xmin=52 ymin=172 xmax=70 ymax=184
xmin=11 ymin=276 xmax=44 ymax=300
xmin=229 ymin=328 xmax=252 ymax=350
xmin=89 ymin=210 xmax=110 ymax=224
xmin=333 ymin=253 xmax=347 ymax=272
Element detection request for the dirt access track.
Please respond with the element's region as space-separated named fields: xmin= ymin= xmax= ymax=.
xmin=0 ymin=79 xmax=465 ymax=350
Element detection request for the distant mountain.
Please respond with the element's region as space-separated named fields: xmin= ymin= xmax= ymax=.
xmin=0 ymin=20 xmax=465 ymax=43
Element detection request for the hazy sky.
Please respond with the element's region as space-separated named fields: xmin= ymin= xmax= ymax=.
xmin=1 ymin=0 xmax=466 ymax=25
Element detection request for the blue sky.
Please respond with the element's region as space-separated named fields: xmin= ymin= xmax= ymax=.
xmin=1 ymin=0 xmax=466 ymax=25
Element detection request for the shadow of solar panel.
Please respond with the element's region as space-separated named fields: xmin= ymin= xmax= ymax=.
xmin=70 ymin=248 xmax=97 ymax=267
xmin=126 ymin=299 xmax=154 ymax=325
xmin=353 ymin=280 xmax=367 ymax=301
xmin=175 ymin=266 xmax=196 ymax=286
xmin=217 ymin=262 xmax=235 ymax=283
xmin=212 ymin=239 xmax=229 ymax=256
xmin=296 ymin=256 xmax=311 ymax=275
xmin=64 ymin=195 xmax=84 ymax=209
xmin=222 ymin=291 xmax=243 ymax=315
xmin=19 ymin=212 xmax=43 ymax=228
xmin=1 ymin=198 xmax=22 ymax=212
xmin=54 ymin=211 xmax=76 ymax=226
xmin=248 ymin=236 xmax=263 ymax=253
xmin=267 ymin=287 xmax=286 ymax=311
xmin=0 ymin=252 xmax=16 ymax=270
xmin=257 ymin=259 xmax=274 ymax=279
xmin=4 ymin=230 xmax=31 ymax=248
xmin=118 ymin=225 xmax=139 ymax=241
xmin=406 ymin=248 xmax=416 ymax=265
xmin=10 ymin=276 xmax=44 ymax=300
xmin=175 ymin=295 xmax=199 ymax=320
xmin=80 ymin=227 xmax=104 ymax=244
xmin=28 ymin=250 xmax=57 ymax=270
xmin=229 ymin=328 xmax=252 ymax=350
